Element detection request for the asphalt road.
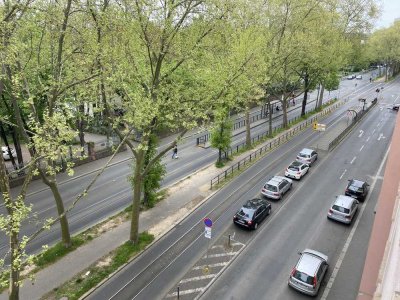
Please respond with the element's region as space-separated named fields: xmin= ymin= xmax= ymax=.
xmin=85 ymin=74 xmax=400 ymax=299
xmin=0 ymin=72 xmax=384 ymax=260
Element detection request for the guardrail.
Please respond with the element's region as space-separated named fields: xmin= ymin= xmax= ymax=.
xmin=328 ymin=101 xmax=377 ymax=150
xmin=210 ymin=100 xmax=341 ymax=189
xmin=6 ymin=137 xmax=123 ymax=181
xmin=197 ymin=97 xmax=334 ymax=147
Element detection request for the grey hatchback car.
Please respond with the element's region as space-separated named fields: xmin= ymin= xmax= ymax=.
xmin=261 ymin=176 xmax=293 ymax=200
xmin=288 ymin=249 xmax=329 ymax=296
xmin=296 ymin=148 xmax=318 ymax=166
xmin=327 ymin=195 xmax=359 ymax=224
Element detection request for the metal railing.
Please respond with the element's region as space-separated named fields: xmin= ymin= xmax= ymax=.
xmin=6 ymin=136 xmax=122 ymax=180
xmin=210 ymin=101 xmax=340 ymax=189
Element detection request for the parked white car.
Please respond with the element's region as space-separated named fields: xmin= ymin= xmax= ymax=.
xmin=2 ymin=146 xmax=17 ymax=160
xmin=285 ymin=161 xmax=309 ymax=180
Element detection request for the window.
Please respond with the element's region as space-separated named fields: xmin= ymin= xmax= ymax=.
xmin=332 ymin=205 xmax=350 ymax=214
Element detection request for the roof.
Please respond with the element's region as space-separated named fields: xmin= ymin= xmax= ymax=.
xmin=349 ymin=179 xmax=365 ymax=187
xmin=334 ymin=195 xmax=355 ymax=209
xmin=299 ymin=148 xmax=314 ymax=155
xmin=297 ymin=249 xmax=327 ymax=275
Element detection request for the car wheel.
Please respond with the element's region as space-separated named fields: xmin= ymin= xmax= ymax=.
xmin=254 ymin=222 xmax=258 ymax=230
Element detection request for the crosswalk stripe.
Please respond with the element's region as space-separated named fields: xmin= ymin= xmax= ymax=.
xmin=179 ymin=274 xmax=216 ymax=284
xmin=165 ymin=287 xmax=204 ymax=298
xmin=192 ymin=262 xmax=228 ymax=270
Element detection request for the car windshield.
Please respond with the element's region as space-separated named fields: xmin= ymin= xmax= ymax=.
xmin=332 ymin=205 xmax=350 ymax=214
xmin=293 ymin=270 xmax=313 ymax=285
xmin=298 ymin=153 xmax=309 ymax=158
xmin=265 ymin=184 xmax=277 ymax=192
xmin=288 ymin=165 xmax=300 ymax=171
xmin=238 ymin=208 xmax=254 ymax=219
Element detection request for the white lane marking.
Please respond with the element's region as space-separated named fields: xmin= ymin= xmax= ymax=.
xmin=350 ymin=157 xmax=356 ymax=164
xmin=179 ymin=274 xmax=217 ymax=284
xmin=339 ymin=169 xmax=347 ymax=180
xmin=203 ymin=252 xmax=237 ymax=259
xmin=192 ymin=262 xmax=228 ymax=270
xmin=372 ymin=129 xmax=376 ymax=134
xmin=366 ymin=136 xmax=370 ymax=142
xmin=321 ymin=143 xmax=391 ymax=300
xmin=378 ymin=133 xmax=386 ymax=141
xmin=166 ymin=288 xmax=204 ymax=298
xmin=359 ymin=145 xmax=364 ymax=152
xmin=358 ymin=130 xmax=364 ymax=138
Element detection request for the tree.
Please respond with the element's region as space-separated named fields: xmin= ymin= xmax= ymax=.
xmin=211 ymin=109 xmax=233 ymax=166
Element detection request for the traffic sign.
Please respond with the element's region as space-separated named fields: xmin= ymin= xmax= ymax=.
xmin=204 ymin=218 xmax=213 ymax=227
xmin=313 ymin=121 xmax=317 ymax=130
xmin=205 ymin=227 xmax=212 ymax=239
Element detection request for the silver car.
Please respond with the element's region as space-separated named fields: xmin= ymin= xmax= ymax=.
xmin=327 ymin=195 xmax=358 ymax=224
xmin=296 ymin=148 xmax=318 ymax=166
xmin=261 ymin=176 xmax=292 ymax=200
xmin=288 ymin=249 xmax=329 ymax=296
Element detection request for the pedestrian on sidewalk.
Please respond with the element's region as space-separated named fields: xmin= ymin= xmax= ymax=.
xmin=172 ymin=145 xmax=178 ymax=159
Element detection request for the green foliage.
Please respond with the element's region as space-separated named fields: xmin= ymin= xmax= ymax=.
xmin=142 ymin=135 xmax=166 ymax=208
xmin=210 ymin=110 xmax=233 ymax=163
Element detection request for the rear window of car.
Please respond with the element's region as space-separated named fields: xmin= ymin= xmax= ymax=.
xmin=288 ymin=165 xmax=299 ymax=171
xmin=298 ymin=153 xmax=309 ymax=158
xmin=332 ymin=205 xmax=350 ymax=214
xmin=238 ymin=208 xmax=254 ymax=219
xmin=265 ymin=184 xmax=278 ymax=192
xmin=293 ymin=270 xmax=313 ymax=284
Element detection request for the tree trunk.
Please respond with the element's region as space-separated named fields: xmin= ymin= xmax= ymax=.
xmin=318 ymin=85 xmax=324 ymax=108
xmin=282 ymin=94 xmax=288 ymax=128
xmin=245 ymin=108 xmax=251 ymax=148
xmin=43 ymin=174 xmax=72 ymax=247
xmin=301 ymin=73 xmax=309 ymax=116
xmin=10 ymin=125 xmax=23 ymax=167
xmin=268 ymin=102 xmax=272 ymax=137
xmin=130 ymin=150 xmax=144 ymax=245
xmin=0 ymin=152 xmax=19 ymax=300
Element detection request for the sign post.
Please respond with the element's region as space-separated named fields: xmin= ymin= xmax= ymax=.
xmin=203 ymin=218 xmax=213 ymax=273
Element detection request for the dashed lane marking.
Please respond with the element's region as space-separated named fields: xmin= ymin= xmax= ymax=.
xmin=339 ymin=169 xmax=347 ymax=180
xmin=321 ymin=143 xmax=390 ymax=300
xmin=360 ymin=145 xmax=364 ymax=151
xmin=366 ymin=136 xmax=370 ymax=142
xmin=350 ymin=156 xmax=356 ymax=164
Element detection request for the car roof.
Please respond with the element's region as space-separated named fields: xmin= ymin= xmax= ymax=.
xmin=299 ymin=148 xmax=314 ymax=155
xmin=296 ymin=250 xmax=324 ymax=276
xmin=267 ymin=176 xmax=287 ymax=185
xmin=349 ymin=179 xmax=365 ymax=187
xmin=289 ymin=161 xmax=303 ymax=167
xmin=243 ymin=198 xmax=265 ymax=209
xmin=333 ymin=195 xmax=355 ymax=209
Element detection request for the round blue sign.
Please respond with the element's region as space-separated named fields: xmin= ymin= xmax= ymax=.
xmin=204 ymin=218 xmax=213 ymax=227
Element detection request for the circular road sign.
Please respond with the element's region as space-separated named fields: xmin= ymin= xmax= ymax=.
xmin=204 ymin=218 xmax=213 ymax=227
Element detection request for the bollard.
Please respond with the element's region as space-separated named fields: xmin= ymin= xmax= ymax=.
xmin=228 ymin=234 xmax=231 ymax=247
xmin=177 ymin=286 xmax=180 ymax=299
